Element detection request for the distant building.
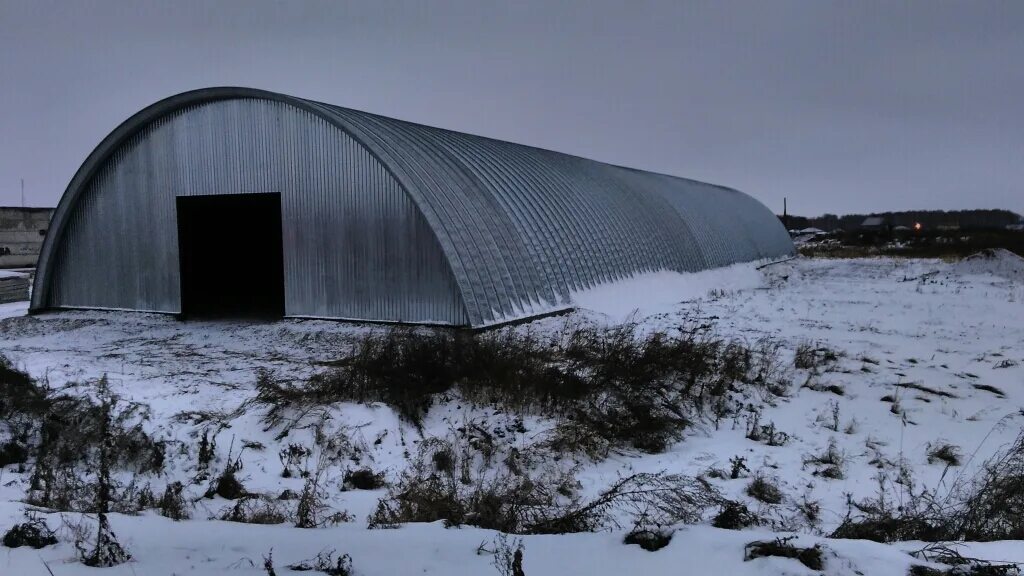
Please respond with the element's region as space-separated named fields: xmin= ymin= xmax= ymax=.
xmin=0 ymin=207 xmax=54 ymax=268
xmin=860 ymin=216 xmax=887 ymax=231
xmin=0 ymin=269 xmax=30 ymax=303
xmin=795 ymin=227 xmax=826 ymax=235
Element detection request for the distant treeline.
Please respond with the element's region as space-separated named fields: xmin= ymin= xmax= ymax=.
xmin=780 ymin=209 xmax=1022 ymax=231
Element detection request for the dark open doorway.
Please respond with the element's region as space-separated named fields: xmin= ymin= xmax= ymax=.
xmin=176 ymin=193 xmax=284 ymax=319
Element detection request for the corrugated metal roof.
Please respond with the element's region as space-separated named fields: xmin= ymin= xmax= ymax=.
xmin=32 ymin=87 xmax=794 ymax=327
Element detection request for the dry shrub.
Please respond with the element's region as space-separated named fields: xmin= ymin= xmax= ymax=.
xmin=158 ymin=482 xmax=190 ymax=520
xmin=218 ymin=495 xmax=290 ymax=525
xmin=80 ymin=513 xmax=131 ymax=567
xmin=623 ymin=528 xmax=673 ymax=551
xmin=746 ymin=475 xmax=784 ymax=504
xmin=928 ymin=443 xmax=963 ymax=467
xmin=712 ymin=501 xmax=762 ymax=530
xmin=805 ymin=438 xmax=846 ymax=480
xmin=1 ymin=359 xmax=165 ymax=513
xmin=794 ymin=342 xmax=839 ymax=371
xmin=489 ymin=533 xmax=526 ymax=576
xmin=343 ymin=468 xmax=386 ymax=491
xmin=955 ymin=431 xmax=1024 ymax=541
xmin=744 ymin=537 xmax=823 ymax=570
xmin=368 ymin=437 xmax=721 ymax=534
xmin=910 ymin=544 xmax=1021 ymax=576
xmin=254 ymin=320 xmax=790 ymax=455
xmin=288 ymin=550 xmax=355 ymax=576
xmin=2 ymin=512 xmax=58 ymax=549
xmin=296 ymin=457 xmax=353 ymax=528
xmin=833 ymin=433 xmax=1024 ymax=543
xmin=209 ymin=466 xmax=246 ymax=500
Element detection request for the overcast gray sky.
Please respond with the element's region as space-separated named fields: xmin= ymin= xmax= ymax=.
xmin=1 ymin=1 xmax=1022 ymax=216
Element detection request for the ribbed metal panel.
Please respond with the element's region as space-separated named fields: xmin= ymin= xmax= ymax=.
xmin=34 ymin=87 xmax=793 ymax=328
xmin=315 ymin=102 xmax=793 ymax=325
xmin=48 ymin=99 xmax=467 ymax=324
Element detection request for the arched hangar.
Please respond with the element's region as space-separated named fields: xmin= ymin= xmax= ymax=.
xmin=31 ymin=87 xmax=793 ymax=327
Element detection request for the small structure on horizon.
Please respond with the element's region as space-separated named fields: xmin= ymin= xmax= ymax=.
xmin=1 ymin=206 xmax=55 ymax=268
xmin=860 ymin=216 xmax=887 ymax=231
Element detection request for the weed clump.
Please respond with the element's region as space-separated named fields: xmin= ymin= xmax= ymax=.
xmin=489 ymin=533 xmax=526 ymax=576
xmin=210 ymin=466 xmax=246 ymax=500
xmin=834 ymin=433 xmax=1024 ymax=543
xmin=218 ymin=496 xmax=289 ymax=525
xmin=794 ymin=342 xmax=839 ymax=371
xmin=254 ymin=321 xmax=790 ymax=456
xmin=158 ymin=482 xmax=190 ymax=520
xmin=746 ymin=475 xmax=784 ymax=504
xmin=927 ymin=443 xmax=963 ymax=467
xmin=343 ymin=468 xmax=386 ymax=491
xmin=287 ymin=550 xmax=354 ymax=576
xmin=1 ymin=358 xmax=165 ymax=513
xmin=368 ymin=437 xmax=721 ymax=534
xmin=744 ymin=537 xmax=823 ymax=570
xmin=712 ymin=501 xmax=762 ymax=530
xmin=623 ymin=528 xmax=673 ymax=551
xmin=2 ymin=513 xmax=58 ymax=549
xmin=805 ymin=438 xmax=846 ymax=480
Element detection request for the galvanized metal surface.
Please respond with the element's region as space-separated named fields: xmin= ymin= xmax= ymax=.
xmin=45 ymin=99 xmax=466 ymax=324
xmin=33 ymin=87 xmax=794 ymax=327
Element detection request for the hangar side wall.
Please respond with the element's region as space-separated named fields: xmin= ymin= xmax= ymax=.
xmin=45 ymin=99 xmax=467 ymax=324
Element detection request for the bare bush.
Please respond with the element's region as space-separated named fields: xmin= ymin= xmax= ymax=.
xmin=911 ymin=544 xmax=1021 ymax=576
xmin=158 ymin=482 xmax=189 ymax=520
xmin=835 ymin=432 xmax=1024 ymax=543
xmin=744 ymin=537 xmax=823 ymax=570
xmin=279 ymin=443 xmax=312 ymax=478
xmin=746 ymin=475 xmax=784 ymax=504
xmin=712 ymin=501 xmax=762 ymax=530
xmin=927 ymin=443 xmax=963 ymax=467
xmin=79 ymin=379 xmax=132 ymax=567
xmin=794 ymin=342 xmax=839 ymax=371
xmin=252 ymin=320 xmax=790 ymax=456
xmin=2 ymin=512 xmax=58 ymax=549
xmin=954 ymin=431 xmax=1024 ymax=541
xmin=745 ymin=413 xmax=789 ymax=446
xmin=79 ymin=513 xmax=131 ymax=567
xmin=489 ymin=533 xmax=526 ymax=576
xmin=805 ymin=438 xmax=846 ymax=480
xmin=368 ymin=437 xmax=720 ymax=534
xmin=343 ymin=467 xmax=386 ymax=491
xmin=296 ymin=453 xmax=353 ymax=529
xmin=287 ymin=549 xmax=354 ymax=576
xmin=623 ymin=528 xmax=673 ymax=551
xmin=218 ymin=495 xmax=290 ymax=525
xmin=2 ymin=363 xmax=165 ymax=514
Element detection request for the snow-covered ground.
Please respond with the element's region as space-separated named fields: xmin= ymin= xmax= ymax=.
xmin=1 ymin=253 xmax=1023 ymax=575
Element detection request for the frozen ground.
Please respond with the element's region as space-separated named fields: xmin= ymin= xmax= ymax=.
xmin=1 ymin=253 xmax=1023 ymax=575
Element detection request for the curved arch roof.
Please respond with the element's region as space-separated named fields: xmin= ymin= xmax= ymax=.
xmin=33 ymin=87 xmax=793 ymax=326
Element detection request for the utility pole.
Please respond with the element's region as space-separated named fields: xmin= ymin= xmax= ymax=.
xmin=21 ymin=178 xmax=25 ymax=207
xmin=783 ymin=197 xmax=788 ymax=229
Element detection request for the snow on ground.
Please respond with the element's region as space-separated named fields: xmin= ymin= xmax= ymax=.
xmin=1 ymin=255 xmax=1023 ymax=575
xmin=0 ymin=301 xmax=28 ymax=320
xmin=569 ymin=260 xmax=770 ymax=323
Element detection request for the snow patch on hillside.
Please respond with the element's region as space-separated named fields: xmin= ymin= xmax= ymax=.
xmin=569 ymin=260 xmax=768 ymax=322
xmin=1 ymin=255 xmax=1022 ymax=575
xmin=949 ymin=248 xmax=1024 ymax=280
